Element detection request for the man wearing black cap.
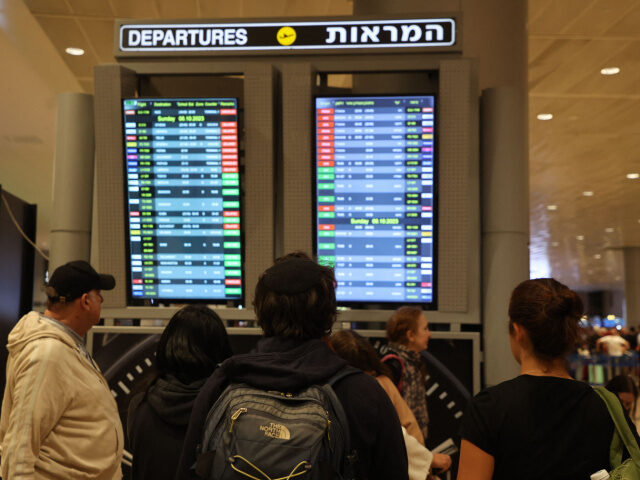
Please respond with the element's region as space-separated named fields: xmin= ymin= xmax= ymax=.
xmin=176 ymin=255 xmax=408 ymax=480
xmin=0 ymin=260 xmax=124 ymax=479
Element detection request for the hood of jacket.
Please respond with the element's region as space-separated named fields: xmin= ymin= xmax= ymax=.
xmin=221 ymin=336 xmax=348 ymax=392
xmin=7 ymin=311 xmax=77 ymax=356
xmin=146 ymin=375 xmax=205 ymax=427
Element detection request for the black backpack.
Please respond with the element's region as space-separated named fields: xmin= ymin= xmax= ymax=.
xmin=194 ymin=367 xmax=359 ymax=480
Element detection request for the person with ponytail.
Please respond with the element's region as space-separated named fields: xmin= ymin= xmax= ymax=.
xmin=457 ymin=278 xmax=640 ymax=480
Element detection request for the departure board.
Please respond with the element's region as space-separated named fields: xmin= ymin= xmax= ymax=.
xmin=315 ymin=95 xmax=436 ymax=306
xmin=123 ymin=97 xmax=243 ymax=304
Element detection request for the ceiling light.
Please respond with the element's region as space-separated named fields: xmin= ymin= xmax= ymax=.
xmin=537 ymin=113 xmax=553 ymax=121
xmin=576 ymin=235 xmax=584 ymax=240
xmin=594 ymin=254 xmax=602 ymax=259
xmin=65 ymin=47 xmax=84 ymax=56
xmin=600 ymin=67 xmax=620 ymax=75
xmin=582 ymin=191 xmax=594 ymax=197
xmin=547 ymin=205 xmax=557 ymax=211
xmin=627 ymin=173 xmax=640 ymax=179
xmin=605 ymin=227 xmax=615 ymax=233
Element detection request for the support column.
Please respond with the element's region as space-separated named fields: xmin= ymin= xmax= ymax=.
xmin=482 ymin=87 xmax=529 ymax=385
xmin=49 ymin=93 xmax=95 ymax=271
xmin=623 ymin=248 xmax=640 ymax=327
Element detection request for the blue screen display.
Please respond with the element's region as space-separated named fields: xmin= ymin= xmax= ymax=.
xmin=123 ymin=97 xmax=243 ymax=303
xmin=315 ymin=95 xmax=436 ymax=306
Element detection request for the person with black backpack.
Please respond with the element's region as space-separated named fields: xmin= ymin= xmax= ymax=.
xmin=175 ymin=255 xmax=409 ymax=480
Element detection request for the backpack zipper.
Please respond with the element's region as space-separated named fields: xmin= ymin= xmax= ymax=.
xmin=229 ymin=407 xmax=247 ymax=432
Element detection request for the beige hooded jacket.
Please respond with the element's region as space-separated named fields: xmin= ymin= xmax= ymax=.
xmin=0 ymin=311 xmax=123 ymax=479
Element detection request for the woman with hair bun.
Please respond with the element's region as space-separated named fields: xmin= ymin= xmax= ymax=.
xmin=457 ymin=278 xmax=640 ymax=480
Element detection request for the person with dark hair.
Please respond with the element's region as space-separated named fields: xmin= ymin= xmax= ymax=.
xmin=457 ymin=278 xmax=640 ymax=480
xmin=176 ymin=255 xmax=408 ymax=480
xmin=606 ymin=375 xmax=639 ymax=418
xmin=385 ymin=306 xmax=432 ymax=440
xmin=330 ymin=330 xmax=452 ymax=477
xmin=0 ymin=260 xmax=123 ymax=479
xmin=127 ymin=304 xmax=232 ymax=479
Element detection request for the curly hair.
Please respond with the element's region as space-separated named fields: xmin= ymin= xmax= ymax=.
xmin=253 ymin=256 xmax=337 ymax=340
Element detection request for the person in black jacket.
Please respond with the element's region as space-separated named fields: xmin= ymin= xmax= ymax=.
xmin=127 ymin=305 xmax=232 ymax=479
xmin=176 ymin=255 xmax=409 ymax=480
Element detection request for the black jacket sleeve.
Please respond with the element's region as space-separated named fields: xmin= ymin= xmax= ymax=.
xmin=174 ymin=368 xmax=228 ymax=480
xmin=333 ymin=372 xmax=409 ymax=480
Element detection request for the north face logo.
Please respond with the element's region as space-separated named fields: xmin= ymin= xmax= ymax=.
xmin=259 ymin=422 xmax=291 ymax=440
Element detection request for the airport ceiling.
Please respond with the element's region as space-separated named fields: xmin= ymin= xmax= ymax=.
xmin=0 ymin=0 xmax=638 ymax=293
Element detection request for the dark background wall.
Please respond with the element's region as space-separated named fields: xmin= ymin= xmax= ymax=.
xmin=0 ymin=186 xmax=37 ymax=398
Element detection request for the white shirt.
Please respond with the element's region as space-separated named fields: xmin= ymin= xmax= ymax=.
xmin=598 ymin=335 xmax=628 ymax=356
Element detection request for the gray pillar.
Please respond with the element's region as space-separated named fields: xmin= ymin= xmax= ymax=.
xmin=281 ymin=63 xmax=314 ymax=256
xmin=49 ymin=93 xmax=95 ymax=271
xmin=482 ymin=87 xmax=529 ymax=385
xmin=623 ymin=248 xmax=640 ymax=327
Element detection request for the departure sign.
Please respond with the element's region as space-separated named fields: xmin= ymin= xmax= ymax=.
xmin=118 ymin=18 xmax=457 ymax=54
xmin=315 ymin=96 xmax=436 ymax=306
xmin=123 ymin=98 xmax=243 ymax=303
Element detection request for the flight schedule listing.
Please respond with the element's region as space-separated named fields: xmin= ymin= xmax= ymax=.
xmin=315 ymin=96 xmax=436 ymax=304
xmin=123 ymin=98 xmax=242 ymax=302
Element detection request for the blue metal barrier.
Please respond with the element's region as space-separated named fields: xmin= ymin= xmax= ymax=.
xmin=568 ymin=352 xmax=639 ymax=385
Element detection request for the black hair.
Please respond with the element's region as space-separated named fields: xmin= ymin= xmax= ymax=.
xmin=508 ymin=278 xmax=583 ymax=361
xmin=155 ymin=304 xmax=233 ymax=384
xmin=253 ymin=255 xmax=336 ymax=340
xmin=605 ymin=374 xmax=638 ymax=413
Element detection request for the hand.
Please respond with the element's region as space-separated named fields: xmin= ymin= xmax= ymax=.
xmin=431 ymin=453 xmax=452 ymax=472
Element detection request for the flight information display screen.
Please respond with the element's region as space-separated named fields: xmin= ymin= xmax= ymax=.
xmin=315 ymin=95 xmax=436 ymax=307
xmin=123 ymin=97 xmax=243 ymax=304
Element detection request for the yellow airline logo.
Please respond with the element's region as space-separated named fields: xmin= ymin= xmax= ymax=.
xmin=277 ymin=26 xmax=297 ymax=46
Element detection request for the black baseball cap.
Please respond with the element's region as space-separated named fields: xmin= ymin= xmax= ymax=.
xmin=47 ymin=260 xmax=115 ymax=302
xmin=262 ymin=257 xmax=326 ymax=294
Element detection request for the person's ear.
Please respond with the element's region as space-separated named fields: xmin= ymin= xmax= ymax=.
xmin=80 ymin=293 xmax=90 ymax=311
xmin=406 ymin=328 xmax=416 ymax=344
xmin=511 ymin=323 xmax=526 ymax=344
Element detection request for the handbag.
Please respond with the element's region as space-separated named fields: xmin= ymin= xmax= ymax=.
xmin=594 ymin=386 xmax=640 ymax=480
